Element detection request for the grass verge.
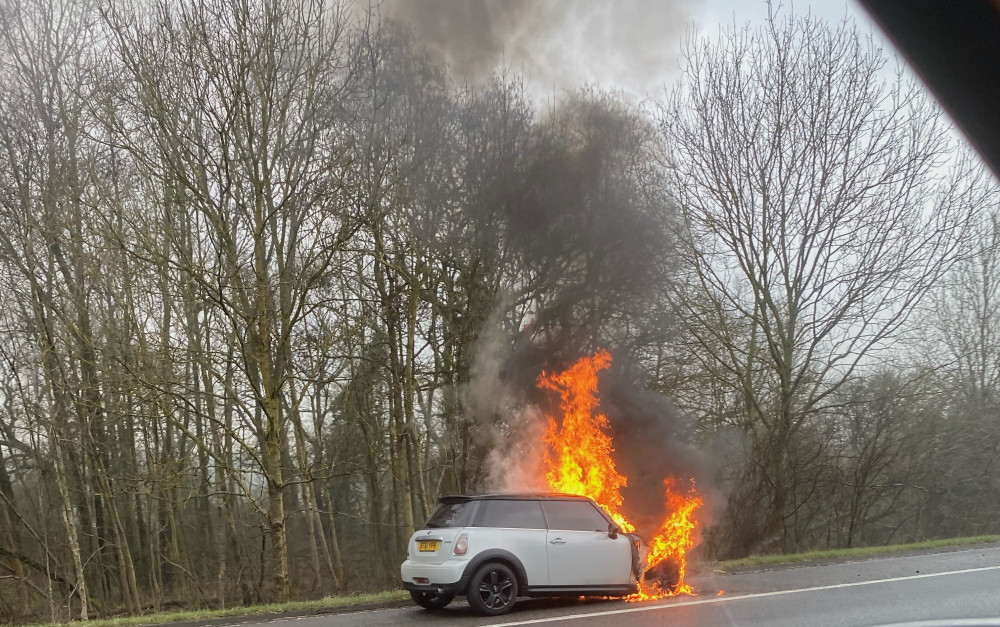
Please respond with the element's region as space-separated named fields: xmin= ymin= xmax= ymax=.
xmin=27 ymin=590 xmax=411 ymax=627
xmin=714 ymin=534 xmax=1000 ymax=572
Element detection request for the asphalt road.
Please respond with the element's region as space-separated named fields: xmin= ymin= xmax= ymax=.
xmin=236 ymin=545 xmax=1000 ymax=627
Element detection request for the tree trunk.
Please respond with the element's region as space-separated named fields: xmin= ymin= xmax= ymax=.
xmin=0 ymin=446 xmax=31 ymax=616
xmin=262 ymin=394 xmax=290 ymax=603
xmin=52 ymin=439 xmax=89 ymax=621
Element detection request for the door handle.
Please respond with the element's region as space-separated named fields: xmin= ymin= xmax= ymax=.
xmin=549 ymin=538 xmax=566 ymax=545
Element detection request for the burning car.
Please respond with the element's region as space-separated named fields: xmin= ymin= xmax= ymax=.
xmin=401 ymin=351 xmax=705 ymax=615
xmin=400 ymin=493 xmax=641 ymax=615
xmin=537 ymin=350 xmax=704 ymax=599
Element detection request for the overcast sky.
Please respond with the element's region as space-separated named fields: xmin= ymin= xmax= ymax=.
xmin=697 ymin=0 xmax=871 ymax=33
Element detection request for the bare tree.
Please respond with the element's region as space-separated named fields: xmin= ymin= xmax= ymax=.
xmin=101 ymin=0 xmax=358 ymax=602
xmin=660 ymin=9 xmax=992 ymax=553
xmin=913 ymin=204 xmax=1000 ymax=535
xmin=0 ymin=0 xmax=109 ymax=617
xmin=929 ymin=207 xmax=1000 ymax=402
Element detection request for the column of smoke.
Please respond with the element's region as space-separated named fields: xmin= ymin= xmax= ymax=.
xmin=378 ymin=0 xmax=724 ymax=527
xmin=374 ymin=0 xmax=691 ymax=100
xmin=461 ymin=91 xmax=721 ymax=530
xmin=465 ymin=304 xmax=548 ymax=494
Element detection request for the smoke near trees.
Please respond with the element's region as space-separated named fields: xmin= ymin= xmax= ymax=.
xmin=377 ymin=0 xmax=693 ymax=97
xmin=0 ymin=0 xmax=996 ymax=622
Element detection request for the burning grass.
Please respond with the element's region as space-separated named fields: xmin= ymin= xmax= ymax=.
xmin=537 ymin=350 xmax=704 ymax=600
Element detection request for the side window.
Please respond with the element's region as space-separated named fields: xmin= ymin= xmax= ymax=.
xmin=476 ymin=500 xmax=546 ymax=529
xmin=542 ymin=501 xmax=611 ymax=532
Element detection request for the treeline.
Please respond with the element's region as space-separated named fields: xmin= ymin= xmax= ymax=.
xmin=0 ymin=0 xmax=996 ymax=622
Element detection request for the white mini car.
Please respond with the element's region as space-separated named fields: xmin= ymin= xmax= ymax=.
xmin=400 ymin=493 xmax=640 ymax=615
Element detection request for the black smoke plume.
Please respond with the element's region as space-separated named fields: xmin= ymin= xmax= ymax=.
xmin=374 ymin=1 xmax=720 ymax=525
xmin=598 ymin=357 xmax=720 ymax=532
xmin=472 ymin=92 xmax=719 ymax=522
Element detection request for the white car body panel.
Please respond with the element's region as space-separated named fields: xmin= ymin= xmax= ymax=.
xmin=401 ymin=527 xmax=469 ymax=584
xmin=545 ymin=529 xmax=632 ymax=585
xmin=400 ymin=527 xmax=549 ymax=586
xmin=400 ymin=556 xmax=468 ymax=585
xmin=467 ymin=527 xmax=549 ymax=585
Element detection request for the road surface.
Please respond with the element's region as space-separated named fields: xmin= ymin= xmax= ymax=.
xmin=223 ymin=544 xmax=1000 ymax=626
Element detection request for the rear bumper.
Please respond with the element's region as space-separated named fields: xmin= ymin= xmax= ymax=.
xmin=402 ymin=578 xmax=469 ymax=596
xmin=400 ymin=559 xmax=470 ymax=595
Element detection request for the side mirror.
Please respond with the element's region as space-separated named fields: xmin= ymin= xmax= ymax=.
xmin=608 ymin=523 xmax=620 ymax=539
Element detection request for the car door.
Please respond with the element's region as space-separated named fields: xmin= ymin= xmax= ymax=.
xmin=541 ymin=500 xmax=632 ymax=586
xmin=473 ymin=499 xmax=549 ymax=586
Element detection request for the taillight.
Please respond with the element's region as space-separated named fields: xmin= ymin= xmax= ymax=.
xmin=454 ymin=533 xmax=470 ymax=556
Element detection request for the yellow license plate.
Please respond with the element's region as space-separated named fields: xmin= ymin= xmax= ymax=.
xmin=418 ymin=540 xmax=440 ymax=552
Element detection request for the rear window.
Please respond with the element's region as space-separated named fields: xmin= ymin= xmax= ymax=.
xmin=424 ymin=501 xmax=474 ymax=528
xmin=475 ymin=500 xmax=546 ymax=529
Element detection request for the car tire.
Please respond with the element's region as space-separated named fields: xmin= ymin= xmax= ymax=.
xmin=467 ymin=562 xmax=518 ymax=616
xmin=409 ymin=589 xmax=454 ymax=609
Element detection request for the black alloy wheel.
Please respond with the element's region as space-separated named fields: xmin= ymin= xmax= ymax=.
xmin=468 ymin=562 xmax=518 ymax=615
xmin=409 ymin=589 xmax=454 ymax=610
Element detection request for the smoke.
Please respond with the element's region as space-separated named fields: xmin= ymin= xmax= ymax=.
xmin=481 ymin=345 xmax=725 ymax=533
xmin=500 ymin=91 xmax=675 ymax=374
xmin=484 ymin=405 xmax=548 ymax=492
xmin=364 ymin=0 xmax=721 ymax=529
xmin=463 ymin=303 xmax=514 ymax=440
xmin=458 ymin=88 xmax=704 ymax=514
xmin=598 ymin=358 xmax=724 ymax=532
xmin=376 ymin=0 xmax=692 ymax=99
xmin=472 ymin=304 xmax=550 ymax=493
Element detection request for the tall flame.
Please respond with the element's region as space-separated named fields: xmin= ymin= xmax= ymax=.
xmin=537 ymin=350 xmax=703 ymax=601
xmin=539 ymin=349 xmax=633 ymax=533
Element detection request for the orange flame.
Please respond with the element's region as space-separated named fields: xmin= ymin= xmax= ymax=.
xmin=537 ymin=350 xmax=703 ymax=601
xmin=633 ymin=479 xmax=703 ymax=600
xmin=539 ymin=349 xmax=633 ymax=533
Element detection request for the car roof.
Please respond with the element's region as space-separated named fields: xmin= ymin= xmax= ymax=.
xmin=437 ymin=493 xmax=595 ymax=504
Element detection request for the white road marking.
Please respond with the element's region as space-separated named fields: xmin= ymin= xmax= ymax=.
xmin=489 ymin=565 xmax=1000 ymax=626
xmin=879 ymin=621 xmax=1000 ymax=627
